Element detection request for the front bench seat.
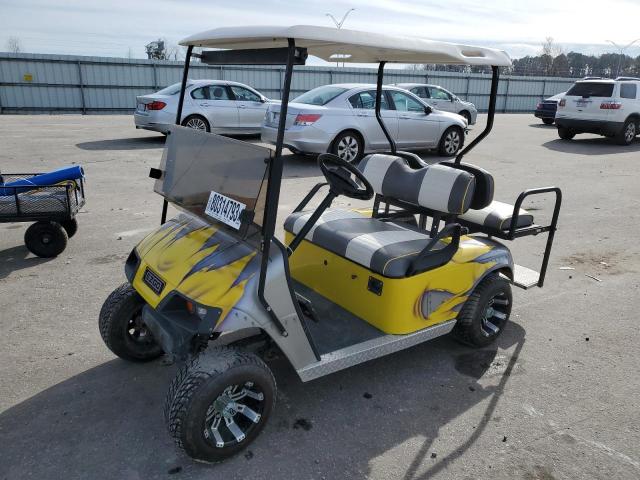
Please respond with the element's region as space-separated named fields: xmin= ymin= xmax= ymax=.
xmin=285 ymin=154 xmax=476 ymax=278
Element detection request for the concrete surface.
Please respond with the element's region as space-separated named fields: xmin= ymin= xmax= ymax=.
xmin=0 ymin=115 xmax=638 ymax=480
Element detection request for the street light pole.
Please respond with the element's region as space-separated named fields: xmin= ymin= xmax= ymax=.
xmin=326 ymin=8 xmax=356 ymax=67
xmin=606 ymin=39 xmax=640 ymax=77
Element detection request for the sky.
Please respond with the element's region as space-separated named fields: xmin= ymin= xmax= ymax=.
xmin=2 ymin=0 xmax=640 ymax=63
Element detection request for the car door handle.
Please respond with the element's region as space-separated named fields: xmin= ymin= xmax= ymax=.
xmin=239 ymin=105 xmax=247 ymax=109
xmin=200 ymin=103 xmax=211 ymax=107
xmin=399 ymin=115 xmax=412 ymax=119
xmin=356 ymin=113 xmax=371 ymax=117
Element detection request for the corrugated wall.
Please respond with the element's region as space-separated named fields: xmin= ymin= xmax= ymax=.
xmin=0 ymin=52 xmax=578 ymax=114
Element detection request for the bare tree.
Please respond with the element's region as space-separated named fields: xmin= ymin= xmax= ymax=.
xmin=6 ymin=36 xmax=22 ymax=53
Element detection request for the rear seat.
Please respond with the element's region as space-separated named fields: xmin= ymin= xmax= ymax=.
xmin=458 ymin=200 xmax=534 ymax=231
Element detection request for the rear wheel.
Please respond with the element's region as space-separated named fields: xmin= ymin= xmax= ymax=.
xmin=182 ymin=115 xmax=211 ymax=132
xmin=165 ymin=347 xmax=276 ymax=463
xmin=24 ymin=221 xmax=68 ymax=257
xmin=616 ymin=118 xmax=637 ymax=145
xmin=542 ymin=118 xmax=554 ymax=125
xmin=331 ymin=130 xmax=364 ymax=164
xmin=453 ymin=273 xmax=512 ymax=348
xmin=98 ymin=283 xmax=163 ymax=362
xmin=438 ymin=126 xmax=464 ymax=156
xmin=557 ymin=126 xmax=575 ymax=140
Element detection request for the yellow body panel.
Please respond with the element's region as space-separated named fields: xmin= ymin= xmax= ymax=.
xmin=131 ymin=216 xmax=257 ymax=325
xmin=286 ymin=232 xmax=497 ymax=334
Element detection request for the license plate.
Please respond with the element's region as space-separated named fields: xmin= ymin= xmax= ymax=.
xmin=576 ymin=99 xmax=590 ymax=107
xmin=205 ymin=191 xmax=246 ymax=230
xmin=143 ymin=267 xmax=165 ymax=295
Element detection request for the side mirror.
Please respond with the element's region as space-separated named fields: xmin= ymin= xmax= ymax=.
xmin=424 ymin=105 xmax=432 ymax=115
xmin=260 ymin=97 xmax=267 ymax=103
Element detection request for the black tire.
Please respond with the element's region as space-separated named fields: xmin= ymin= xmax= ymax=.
xmin=460 ymin=110 xmax=472 ymax=124
xmin=453 ymin=273 xmax=512 ymax=348
xmin=331 ymin=130 xmax=364 ymax=164
xmin=438 ymin=126 xmax=464 ymax=156
xmin=542 ymin=118 xmax=554 ymax=125
xmin=557 ymin=126 xmax=575 ymax=140
xmin=615 ymin=118 xmax=637 ymax=145
xmin=98 ymin=283 xmax=163 ymax=362
xmin=24 ymin=221 xmax=68 ymax=258
xmin=165 ymin=347 xmax=276 ymax=463
xmin=60 ymin=217 xmax=79 ymax=238
xmin=182 ymin=115 xmax=211 ymax=132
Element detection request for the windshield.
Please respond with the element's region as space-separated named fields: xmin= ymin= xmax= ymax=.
xmin=156 ymin=82 xmax=193 ymax=95
xmin=566 ymin=82 xmax=614 ymax=98
xmin=293 ymin=86 xmax=348 ymax=105
xmin=154 ymin=126 xmax=271 ymax=240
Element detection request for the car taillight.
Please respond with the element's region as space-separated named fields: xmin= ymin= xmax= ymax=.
xmin=559 ymin=99 xmax=566 ymax=107
xmin=294 ymin=113 xmax=322 ymax=126
xmin=600 ymin=101 xmax=622 ymax=110
xmin=146 ymin=101 xmax=166 ymax=111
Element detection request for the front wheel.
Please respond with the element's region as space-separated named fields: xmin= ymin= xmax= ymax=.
xmin=98 ymin=283 xmax=163 ymax=362
xmin=165 ymin=347 xmax=276 ymax=463
xmin=331 ymin=130 xmax=364 ymax=164
xmin=557 ymin=126 xmax=575 ymax=140
xmin=460 ymin=110 xmax=472 ymax=124
xmin=453 ymin=273 xmax=512 ymax=348
xmin=542 ymin=118 xmax=554 ymax=125
xmin=438 ymin=126 xmax=464 ymax=156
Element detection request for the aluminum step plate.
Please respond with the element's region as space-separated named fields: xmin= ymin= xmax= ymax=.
xmin=513 ymin=264 xmax=540 ymax=289
xmin=297 ymin=320 xmax=456 ymax=382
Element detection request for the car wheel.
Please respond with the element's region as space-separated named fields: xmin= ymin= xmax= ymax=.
xmin=460 ymin=110 xmax=471 ymax=124
xmin=557 ymin=126 xmax=575 ymax=140
xmin=615 ymin=119 xmax=637 ymax=145
xmin=542 ymin=118 xmax=554 ymax=125
xmin=438 ymin=127 xmax=463 ymax=156
xmin=182 ymin=115 xmax=211 ymax=132
xmin=331 ymin=131 xmax=363 ymax=164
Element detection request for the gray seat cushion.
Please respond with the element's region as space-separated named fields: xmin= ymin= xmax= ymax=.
xmin=285 ymin=209 xmax=441 ymax=278
xmin=458 ymin=200 xmax=534 ymax=231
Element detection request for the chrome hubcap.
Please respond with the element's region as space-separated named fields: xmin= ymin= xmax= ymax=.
xmin=625 ymin=123 xmax=635 ymax=142
xmin=204 ymin=382 xmax=265 ymax=448
xmin=186 ymin=118 xmax=207 ymax=130
xmin=480 ymin=293 xmax=510 ymax=337
xmin=337 ymin=136 xmax=359 ymax=162
xmin=444 ymin=130 xmax=461 ymax=155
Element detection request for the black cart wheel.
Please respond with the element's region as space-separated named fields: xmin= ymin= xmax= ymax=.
xmin=98 ymin=282 xmax=163 ymax=362
xmin=453 ymin=273 xmax=512 ymax=348
xmin=557 ymin=126 xmax=575 ymax=140
xmin=165 ymin=347 xmax=276 ymax=463
xmin=24 ymin=221 xmax=68 ymax=258
xmin=542 ymin=118 xmax=554 ymax=125
xmin=61 ymin=218 xmax=79 ymax=238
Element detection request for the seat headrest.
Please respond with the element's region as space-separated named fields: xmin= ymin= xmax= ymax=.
xmin=358 ymin=154 xmax=476 ymax=215
xmin=439 ymin=161 xmax=494 ymax=210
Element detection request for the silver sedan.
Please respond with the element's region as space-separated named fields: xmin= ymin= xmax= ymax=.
xmin=394 ymin=83 xmax=478 ymax=125
xmin=134 ymin=80 xmax=270 ymax=134
xmin=261 ymin=84 xmax=467 ymax=162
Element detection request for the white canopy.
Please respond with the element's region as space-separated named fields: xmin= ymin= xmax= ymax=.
xmin=180 ymin=25 xmax=511 ymax=67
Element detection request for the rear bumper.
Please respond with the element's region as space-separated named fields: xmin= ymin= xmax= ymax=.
xmin=555 ymin=118 xmax=623 ymax=136
xmin=261 ymin=125 xmax=333 ymax=154
xmin=534 ymin=109 xmax=556 ymax=120
xmin=134 ymin=112 xmax=171 ymax=133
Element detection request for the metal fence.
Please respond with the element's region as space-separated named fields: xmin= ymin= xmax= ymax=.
xmin=0 ymin=52 xmax=578 ymax=114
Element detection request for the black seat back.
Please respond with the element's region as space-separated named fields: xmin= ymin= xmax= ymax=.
xmin=440 ymin=161 xmax=494 ymax=210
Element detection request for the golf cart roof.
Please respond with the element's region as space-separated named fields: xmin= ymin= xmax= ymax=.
xmin=180 ymin=25 xmax=511 ymax=67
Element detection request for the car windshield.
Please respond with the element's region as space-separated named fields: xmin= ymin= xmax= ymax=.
xmin=154 ymin=126 xmax=271 ymax=241
xmin=156 ymin=82 xmax=193 ymax=95
xmin=566 ymin=82 xmax=614 ymax=98
xmin=293 ymin=86 xmax=348 ymax=105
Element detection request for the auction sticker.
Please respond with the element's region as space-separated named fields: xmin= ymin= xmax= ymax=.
xmin=205 ymin=191 xmax=246 ymax=230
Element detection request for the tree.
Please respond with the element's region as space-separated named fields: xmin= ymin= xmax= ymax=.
xmin=6 ymin=36 xmax=22 ymax=53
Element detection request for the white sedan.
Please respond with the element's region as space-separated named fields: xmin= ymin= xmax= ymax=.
xmin=134 ymin=80 xmax=270 ymax=134
xmin=261 ymin=84 xmax=467 ymax=162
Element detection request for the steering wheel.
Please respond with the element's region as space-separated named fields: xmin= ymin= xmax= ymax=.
xmin=318 ymin=153 xmax=374 ymax=200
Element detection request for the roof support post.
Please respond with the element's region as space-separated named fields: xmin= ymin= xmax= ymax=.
xmin=160 ymin=44 xmax=193 ymax=225
xmin=455 ymin=65 xmax=499 ymax=165
xmin=376 ymin=61 xmax=396 ymax=154
xmin=256 ymin=38 xmax=297 ymax=336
